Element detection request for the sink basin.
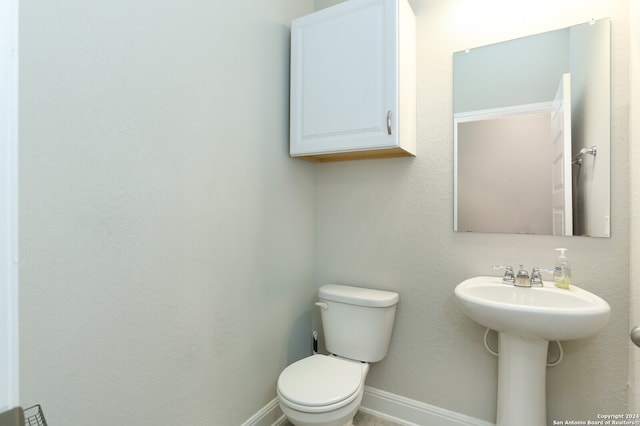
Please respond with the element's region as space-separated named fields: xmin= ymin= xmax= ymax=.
xmin=454 ymin=276 xmax=611 ymax=341
xmin=454 ymin=276 xmax=611 ymax=426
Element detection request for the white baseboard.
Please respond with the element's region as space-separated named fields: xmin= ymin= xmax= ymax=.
xmin=241 ymin=386 xmax=494 ymax=426
xmin=239 ymin=397 xmax=287 ymax=426
xmin=360 ymin=386 xmax=495 ymax=426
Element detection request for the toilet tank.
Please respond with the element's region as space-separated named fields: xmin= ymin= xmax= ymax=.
xmin=318 ymin=284 xmax=399 ymax=362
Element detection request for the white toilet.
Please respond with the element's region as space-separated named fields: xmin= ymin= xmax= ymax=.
xmin=277 ymin=284 xmax=399 ymax=426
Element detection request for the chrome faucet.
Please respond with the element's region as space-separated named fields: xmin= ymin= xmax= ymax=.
xmin=492 ymin=265 xmax=515 ymax=284
xmin=514 ymin=265 xmax=530 ymax=287
xmin=530 ymin=267 xmax=554 ymax=286
xmin=529 ymin=267 xmax=544 ymax=286
xmin=493 ymin=265 xmax=552 ymax=287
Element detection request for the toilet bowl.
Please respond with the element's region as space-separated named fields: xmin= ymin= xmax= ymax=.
xmin=277 ymin=355 xmax=369 ymax=426
xmin=276 ymin=284 xmax=399 ymax=426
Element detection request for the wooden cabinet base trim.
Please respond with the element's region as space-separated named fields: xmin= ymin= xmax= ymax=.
xmin=294 ymin=147 xmax=415 ymax=163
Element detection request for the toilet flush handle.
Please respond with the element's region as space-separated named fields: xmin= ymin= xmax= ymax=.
xmin=315 ymin=302 xmax=329 ymax=310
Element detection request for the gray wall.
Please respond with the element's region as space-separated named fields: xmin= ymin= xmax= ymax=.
xmin=314 ymin=0 xmax=630 ymax=423
xmin=18 ymin=1 xmax=316 ymax=425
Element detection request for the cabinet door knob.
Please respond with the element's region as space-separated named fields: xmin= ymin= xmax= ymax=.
xmin=387 ymin=110 xmax=392 ymax=135
xmin=632 ymin=326 xmax=640 ymax=348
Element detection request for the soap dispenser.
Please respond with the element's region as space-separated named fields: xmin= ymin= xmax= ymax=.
xmin=553 ymin=248 xmax=572 ymax=289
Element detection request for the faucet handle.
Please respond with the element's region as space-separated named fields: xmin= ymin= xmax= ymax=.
xmin=492 ymin=265 xmax=515 ymax=284
xmin=530 ymin=267 xmax=554 ymax=286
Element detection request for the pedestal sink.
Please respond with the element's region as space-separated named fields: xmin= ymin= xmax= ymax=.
xmin=454 ymin=276 xmax=611 ymax=426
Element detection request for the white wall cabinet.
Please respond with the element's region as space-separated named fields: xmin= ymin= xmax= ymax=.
xmin=290 ymin=0 xmax=415 ymax=162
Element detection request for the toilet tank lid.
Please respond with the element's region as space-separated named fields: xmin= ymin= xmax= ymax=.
xmin=319 ymin=284 xmax=399 ymax=308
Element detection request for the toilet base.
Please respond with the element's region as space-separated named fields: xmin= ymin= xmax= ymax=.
xmin=287 ymin=419 xmax=354 ymax=426
xmin=279 ymin=394 xmax=361 ymax=426
xmin=278 ymin=355 xmax=369 ymax=426
xmin=281 ymin=411 xmax=355 ymax=426
xmin=288 ymin=421 xmax=353 ymax=426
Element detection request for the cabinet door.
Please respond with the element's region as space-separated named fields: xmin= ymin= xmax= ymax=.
xmin=290 ymin=0 xmax=398 ymax=157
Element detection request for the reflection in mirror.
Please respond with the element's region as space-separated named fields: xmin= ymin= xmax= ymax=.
xmin=453 ymin=19 xmax=610 ymax=237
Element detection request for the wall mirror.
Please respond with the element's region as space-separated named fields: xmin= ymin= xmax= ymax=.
xmin=453 ymin=18 xmax=611 ymax=237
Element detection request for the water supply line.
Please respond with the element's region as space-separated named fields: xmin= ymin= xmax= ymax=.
xmin=483 ymin=328 xmax=564 ymax=367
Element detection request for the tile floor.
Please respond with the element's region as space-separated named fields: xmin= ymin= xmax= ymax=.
xmin=283 ymin=411 xmax=404 ymax=426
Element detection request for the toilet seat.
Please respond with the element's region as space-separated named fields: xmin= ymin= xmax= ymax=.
xmin=277 ymin=355 xmax=366 ymax=413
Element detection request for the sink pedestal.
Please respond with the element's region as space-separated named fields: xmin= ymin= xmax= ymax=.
xmin=497 ymin=333 xmax=549 ymax=426
xmin=455 ymin=276 xmax=611 ymax=426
